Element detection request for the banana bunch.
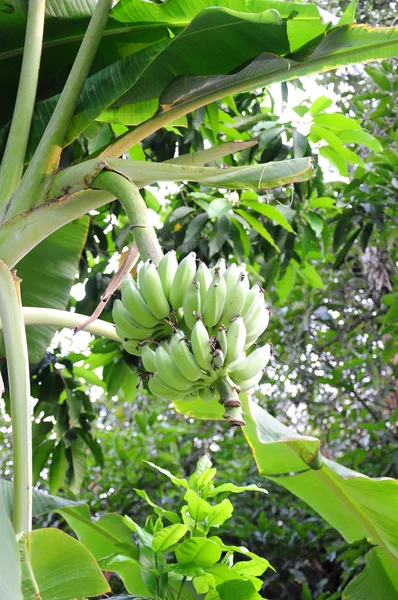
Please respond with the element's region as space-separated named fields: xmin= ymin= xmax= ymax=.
xmin=115 ymin=251 xmax=272 ymax=427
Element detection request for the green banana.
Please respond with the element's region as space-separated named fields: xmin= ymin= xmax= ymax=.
xmin=245 ymin=304 xmax=270 ymax=348
xmin=149 ymin=375 xmax=179 ymax=401
xmin=113 ymin=295 xmax=145 ymax=329
xmin=157 ymin=250 xmax=178 ymax=302
xmin=196 ymin=261 xmax=212 ymax=305
xmin=154 ymin=345 xmax=194 ymax=392
xmin=203 ymin=268 xmax=226 ymax=328
xmin=191 ymin=317 xmax=212 ymax=371
xmin=228 ymin=343 xmax=272 ymax=381
xmin=220 ymin=272 xmax=248 ymax=323
xmin=170 ymin=332 xmax=204 ymax=382
xmin=121 ymin=278 xmax=160 ymax=329
xmin=212 ymin=257 xmax=226 ymax=276
xmin=138 ymin=261 xmax=149 ymax=302
xmin=241 ymin=283 xmax=264 ymax=324
xmin=170 ymin=252 xmax=197 ymax=309
xmin=231 ymin=370 xmax=263 ymax=391
xmin=113 ymin=300 xmax=155 ymax=340
xmin=122 ymin=339 xmax=142 ymax=356
xmin=225 ymin=316 xmax=246 ymax=365
xmin=141 ymin=343 xmax=156 ymax=372
xmin=211 ymin=349 xmax=225 ymax=369
xmin=217 ymin=325 xmax=228 ymax=356
xmin=142 ymin=260 xmax=170 ymax=319
xmin=223 ymin=263 xmax=239 ymax=293
xmin=199 ymin=387 xmax=215 ymax=402
xmin=182 ymin=280 xmax=201 ymax=330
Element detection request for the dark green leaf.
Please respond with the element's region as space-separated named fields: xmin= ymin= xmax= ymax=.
xmin=16 ymin=218 xmax=89 ymax=363
xmin=235 ymin=209 xmax=280 ymax=251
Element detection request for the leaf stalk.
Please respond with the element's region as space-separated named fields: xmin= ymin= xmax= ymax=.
xmin=0 ymin=0 xmax=46 ymax=214
xmin=3 ymin=0 xmax=113 ymax=223
xmin=0 ymin=262 xmax=32 ymax=534
xmin=92 ymin=170 xmax=164 ymax=265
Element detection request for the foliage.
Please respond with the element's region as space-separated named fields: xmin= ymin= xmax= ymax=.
xmin=0 ymin=0 xmax=397 ymax=599
xmin=60 ymin=456 xmax=271 ymax=600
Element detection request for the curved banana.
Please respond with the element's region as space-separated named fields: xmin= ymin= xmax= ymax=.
xmin=170 ymin=332 xmax=204 ymax=382
xmin=245 ymin=304 xmax=270 ymax=347
xmin=199 ymin=387 xmax=215 ymax=402
xmin=212 ymin=257 xmax=226 ymax=276
xmin=154 ymin=345 xmax=194 ymax=392
xmin=230 ymin=370 xmax=263 ymax=392
xmin=211 ymin=349 xmax=225 ymax=369
xmin=141 ymin=343 xmax=156 ymax=372
xmin=121 ymin=278 xmax=159 ymax=329
xmin=142 ymin=260 xmax=170 ymax=319
xmin=217 ymin=325 xmax=228 ymax=356
xmin=225 ymin=316 xmax=246 ymax=365
xmin=170 ymin=252 xmax=197 ymax=309
xmin=138 ymin=261 xmax=149 ymax=303
xmin=196 ymin=261 xmax=212 ymax=305
xmin=113 ymin=296 xmax=145 ymax=329
xmin=221 ymin=272 xmax=248 ymax=324
xmin=203 ymin=268 xmax=226 ymax=328
xmin=241 ymin=283 xmax=264 ymax=324
xmin=223 ymin=263 xmax=239 ymax=293
xmin=122 ymin=339 xmax=142 ymax=356
xmin=113 ymin=300 xmax=154 ymax=340
xmin=149 ymin=375 xmax=179 ymax=401
xmin=191 ymin=317 xmax=212 ymax=372
xmin=182 ymin=280 xmax=201 ymax=330
xmin=157 ymin=250 xmax=178 ymax=302
xmin=228 ymin=343 xmax=272 ymax=381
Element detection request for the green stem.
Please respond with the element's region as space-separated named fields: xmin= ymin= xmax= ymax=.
xmin=3 ymin=0 xmax=113 ymax=223
xmin=214 ymin=377 xmax=246 ymax=427
xmin=0 ymin=307 xmax=121 ymax=341
xmin=176 ymin=576 xmax=187 ymax=600
xmin=0 ymin=262 xmax=32 ymax=534
xmin=0 ymin=0 xmax=46 ymax=212
xmin=92 ymin=171 xmax=164 ymax=265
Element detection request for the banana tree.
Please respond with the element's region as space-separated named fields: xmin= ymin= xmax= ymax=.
xmin=0 ymin=0 xmax=397 ymax=597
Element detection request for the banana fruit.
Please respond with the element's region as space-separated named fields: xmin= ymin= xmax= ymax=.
xmin=114 ymin=252 xmax=272 ymax=427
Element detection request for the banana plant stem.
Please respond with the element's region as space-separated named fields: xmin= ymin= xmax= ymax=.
xmin=0 ymin=262 xmax=32 ymax=534
xmin=0 ymin=307 xmax=121 ymax=341
xmin=0 ymin=0 xmax=46 ymax=214
xmin=3 ymin=0 xmax=113 ymax=223
xmin=92 ymin=171 xmax=164 ymax=265
xmin=214 ymin=377 xmax=246 ymax=427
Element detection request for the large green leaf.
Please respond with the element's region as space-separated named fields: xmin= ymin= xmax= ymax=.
xmin=0 ymin=478 xmax=79 ymax=522
xmin=242 ymin=397 xmax=398 ymax=568
xmin=104 ymin=23 xmax=398 ymax=155
xmin=100 ymin=7 xmax=290 ymax=125
xmin=0 ymin=1 xmax=170 ymax=131
xmin=27 ymin=528 xmax=110 ymax=600
xmin=59 ymin=504 xmax=137 ymax=561
xmin=343 ymin=547 xmax=398 ymax=600
xmin=158 ymin=24 xmax=398 ymax=120
xmin=15 ymin=217 xmax=89 ymax=363
xmin=59 ymin=504 xmax=153 ymax=598
xmin=23 ymin=40 xmax=170 ymax=161
xmin=112 ymin=0 xmax=325 ymax=52
xmin=0 ymin=500 xmax=22 ymax=600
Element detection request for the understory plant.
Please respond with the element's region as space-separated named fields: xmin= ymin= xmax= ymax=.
xmin=99 ymin=455 xmax=272 ymax=600
xmin=0 ymin=1 xmax=397 ymax=598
